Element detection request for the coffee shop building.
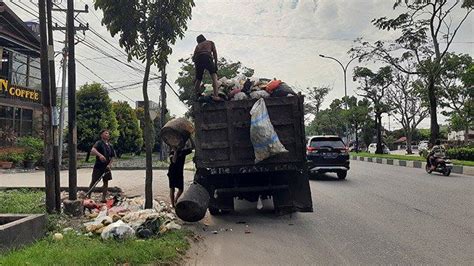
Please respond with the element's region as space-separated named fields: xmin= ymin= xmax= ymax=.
xmin=0 ymin=2 xmax=42 ymax=147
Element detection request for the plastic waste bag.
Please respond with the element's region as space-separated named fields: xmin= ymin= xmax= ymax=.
xmin=101 ymin=220 xmax=135 ymax=240
xmin=250 ymin=98 xmax=288 ymax=163
xmin=250 ymin=90 xmax=270 ymax=99
xmin=232 ymin=92 xmax=249 ymax=101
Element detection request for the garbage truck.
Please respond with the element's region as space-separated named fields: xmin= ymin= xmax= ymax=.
xmin=192 ymin=95 xmax=313 ymax=214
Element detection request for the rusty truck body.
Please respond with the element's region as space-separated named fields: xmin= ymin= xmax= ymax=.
xmin=193 ymin=95 xmax=313 ymax=214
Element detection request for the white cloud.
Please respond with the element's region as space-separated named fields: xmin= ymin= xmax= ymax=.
xmin=7 ymin=0 xmax=474 ymax=129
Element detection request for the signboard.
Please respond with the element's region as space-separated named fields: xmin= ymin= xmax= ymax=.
xmin=0 ymin=78 xmax=41 ymax=103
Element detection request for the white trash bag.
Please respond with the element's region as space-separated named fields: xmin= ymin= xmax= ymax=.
xmin=250 ymin=98 xmax=288 ymax=163
xmin=101 ymin=220 xmax=135 ymax=240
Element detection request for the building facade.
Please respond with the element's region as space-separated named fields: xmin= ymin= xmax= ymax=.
xmin=0 ymin=3 xmax=42 ymax=147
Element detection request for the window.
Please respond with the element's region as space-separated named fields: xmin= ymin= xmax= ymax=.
xmin=0 ymin=48 xmax=9 ymax=80
xmin=310 ymin=137 xmax=346 ymax=149
xmin=11 ymin=52 xmax=28 ymax=87
xmin=0 ymin=105 xmax=34 ymax=137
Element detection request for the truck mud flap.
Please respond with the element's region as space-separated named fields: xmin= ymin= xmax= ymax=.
xmin=289 ymin=172 xmax=313 ymax=212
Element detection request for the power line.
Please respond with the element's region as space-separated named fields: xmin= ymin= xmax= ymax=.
xmin=76 ymin=59 xmax=135 ymax=101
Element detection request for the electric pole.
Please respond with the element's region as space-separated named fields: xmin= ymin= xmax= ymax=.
xmin=38 ymin=0 xmax=55 ymax=213
xmin=51 ymin=1 xmax=88 ymax=216
xmin=160 ymin=65 xmax=167 ymax=161
xmin=46 ymin=0 xmax=61 ymax=212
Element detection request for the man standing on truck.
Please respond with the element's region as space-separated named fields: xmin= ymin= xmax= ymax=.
xmin=193 ymin=34 xmax=221 ymax=101
xmin=167 ymin=140 xmax=194 ymax=208
xmin=89 ymin=129 xmax=115 ymax=202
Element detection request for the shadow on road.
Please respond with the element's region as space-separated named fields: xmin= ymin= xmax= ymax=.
xmin=309 ymin=173 xmax=346 ymax=182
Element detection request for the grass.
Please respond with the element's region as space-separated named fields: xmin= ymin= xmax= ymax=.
xmin=0 ymin=231 xmax=191 ymax=265
xmin=351 ymin=152 xmax=474 ymax=167
xmin=0 ymin=189 xmax=45 ymax=214
xmin=0 ymin=189 xmax=192 ymax=264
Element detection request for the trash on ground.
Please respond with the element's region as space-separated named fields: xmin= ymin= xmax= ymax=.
xmin=81 ymin=195 xmax=182 ymax=240
xmin=53 ymin=233 xmax=63 ymax=241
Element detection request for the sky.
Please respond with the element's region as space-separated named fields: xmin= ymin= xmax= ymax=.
xmin=6 ymin=0 xmax=474 ymax=130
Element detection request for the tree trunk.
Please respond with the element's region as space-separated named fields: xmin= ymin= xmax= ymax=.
xmin=85 ymin=151 xmax=90 ymax=162
xmin=465 ymin=124 xmax=470 ymax=143
xmin=376 ymin=113 xmax=383 ymax=154
xmin=406 ymin=131 xmax=413 ymax=155
xmin=143 ymin=55 xmax=154 ymax=209
xmin=355 ymin=124 xmax=359 ymax=153
xmin=427 ymin=78 xmax=439 ymax=144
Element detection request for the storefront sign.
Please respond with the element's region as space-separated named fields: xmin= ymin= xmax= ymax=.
xmin=0 ymin=78 xmax=40 ymax=103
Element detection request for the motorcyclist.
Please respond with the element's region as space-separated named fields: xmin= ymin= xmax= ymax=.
xmin=428 ymin=140 xmax=446 ymax=171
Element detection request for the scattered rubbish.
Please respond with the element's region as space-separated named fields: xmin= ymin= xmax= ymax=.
xmin=212 ymin=231 xmax=218 ymax=234
xmin=257 ymin=197 xmax=263 ymax=210
xmin=81 ymin=196 xmax=182 ymax=241
xmin=236 ymin=221 xmax=246 ymax=224
xmin=62 ymin=227 xmax=73 ymax=233
xmin=101 ymin=220 xmax=135 ymax=240
xmin=289 ymin=223 xmax=294 ymax=226
xmin=53 ymin=233 xmax=63 ymax=241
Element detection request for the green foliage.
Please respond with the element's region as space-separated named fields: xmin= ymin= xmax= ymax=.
xmin=176 ymin=56 xmax=255 ymax=106
xmin=304 ymin=86 xmax=331 ymax=116
xmin=17 ymin=136 xmax=44 ymax=161
xmin=0 ymin=189 xmax=45 ymax=214
xmin=77 ymin=83 xmax=119 ymax=155
xmin=306 ymin=98 xmax=346 ymax=136
xmin=438 ymin=53 xmax=473 ymax=134
xmin=95 ymin=0 xmax=194 ymax=67
xmin=0 ymin=230 xmax=190 ymax=265
xmin=447 ymin=147 xmax=474 ymax=161
xmin=0 ymin=152 xmax=24 ymax=164
xmin=113 ymin=102 xmax=143 ymax=156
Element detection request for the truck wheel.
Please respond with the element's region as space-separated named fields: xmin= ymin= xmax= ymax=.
xmin=337 ymin=171 xmax=347 ymax=179
xmin=209 ymin=206 xmax=220 ymax=215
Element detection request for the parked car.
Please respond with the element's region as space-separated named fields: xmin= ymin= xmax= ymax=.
xmin=306 ymin=135 xmax=350 ymax=179
xmin=368 ymin=143 xmax=390 ymax=154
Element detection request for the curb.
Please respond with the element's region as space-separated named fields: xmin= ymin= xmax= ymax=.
xmin=351 ymin=155 xmax=473 ymax=176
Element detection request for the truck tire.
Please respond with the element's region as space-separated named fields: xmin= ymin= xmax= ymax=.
xmin=337 ymin=171 xmax=347 ymax=179
xmin=209 ymin=206 xmax=220 ymax=215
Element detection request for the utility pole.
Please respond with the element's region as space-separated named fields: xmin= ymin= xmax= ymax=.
xmin=38 ymin=0 xmax=55 ymax=213
xmin=52 ymin=9 xmax=87 ymax=166
xmin=160 ymin=65 xmax=167 ymax=161
xmin=53 ymin=1 xmax=88 ymax=216
xmin=46 ymin=0 xmax=61 ymax=212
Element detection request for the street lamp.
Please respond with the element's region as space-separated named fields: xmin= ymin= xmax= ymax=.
xmin=319 ymin=54 xmax=360 ymax=106
xmin=319 ymin=54 xmax=361 ymax=145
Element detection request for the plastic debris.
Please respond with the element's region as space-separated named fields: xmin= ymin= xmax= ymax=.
xmin=53 ymin=233 xmax=63 ymax=241
xmin=101 ymin=220 xmax=135 ymax=240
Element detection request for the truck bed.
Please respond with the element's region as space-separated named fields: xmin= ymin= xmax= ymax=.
xmin=194 ymin=95 xmax=306 ymax=170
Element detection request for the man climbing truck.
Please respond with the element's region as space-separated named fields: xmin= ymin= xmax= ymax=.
xmin=192 ymin=95 xmax=313 ymax=214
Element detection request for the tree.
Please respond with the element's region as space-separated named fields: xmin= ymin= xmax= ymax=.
xmin=386 ymin=70 xmax=429 ymax=154
xmin=304 ymin=86 xmax=331 ymax=123
xmin=343 ymin=96 xmax=371 ymax=152
xmin=306 ymin=98 xmax=346 ymax=136
xmin=176 ymin=56 xmax=254 ymax=107
xmin=438 ymin=53 xmax=473 ymax=141
xmin=351 ymin=0 xmax=473 ymax=144
xmin=95 ymin=0 xmax=194 ymax=208
xmin=113 ymin=101 xmax=143 ymax=157
xmin=353 ymin=66 xmax=392 ymax=154
xmin=77 ymin=83 xmax=119 ymax=161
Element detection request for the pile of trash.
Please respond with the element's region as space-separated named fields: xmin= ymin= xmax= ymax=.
xmin=81 ymin=196 xmax=182 ymax=240
xmin=198 ymin=76 xmax=297 ymax=103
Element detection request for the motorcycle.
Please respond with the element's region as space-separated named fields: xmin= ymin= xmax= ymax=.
xmin=425 ymin=156 xmax=453 ymax=176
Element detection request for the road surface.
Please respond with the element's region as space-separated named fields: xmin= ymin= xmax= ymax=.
xmin=185 ymin=160 xmax=474 ymax=265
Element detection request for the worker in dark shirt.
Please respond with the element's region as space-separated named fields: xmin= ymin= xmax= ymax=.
xmin=89 ymin=129 xmax=115 ymax=202
xmin=168 ymin=140 xmax=194 ymax=207
xmin=193 ymin=34 xmax=221 ymax=101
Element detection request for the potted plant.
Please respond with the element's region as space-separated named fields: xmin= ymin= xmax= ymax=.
xmin=17 ymin=137 xmax=44 ymax=169
xmin=0 ymin=152 xmax=23 ymax=169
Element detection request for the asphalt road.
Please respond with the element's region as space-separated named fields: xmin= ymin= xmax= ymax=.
xmin=185 ymin=160 xmax=474 ymax=265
